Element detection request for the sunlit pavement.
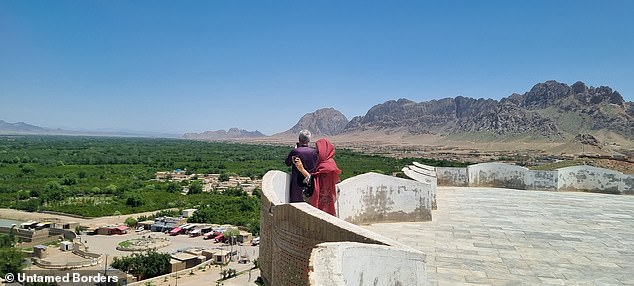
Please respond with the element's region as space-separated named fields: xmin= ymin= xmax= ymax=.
xmin=364 ymin=187 xmax=634 ymax=285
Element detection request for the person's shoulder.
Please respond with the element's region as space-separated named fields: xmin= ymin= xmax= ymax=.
xmin=298 ymin=146 xmax=316 ymax=153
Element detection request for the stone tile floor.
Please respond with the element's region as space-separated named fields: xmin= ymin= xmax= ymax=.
xmin=364 ymin=187 xmax=634 ymax=286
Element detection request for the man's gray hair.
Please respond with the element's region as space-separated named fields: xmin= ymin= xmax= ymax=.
xmin=298 ymin=129 xmax=312 ymax=144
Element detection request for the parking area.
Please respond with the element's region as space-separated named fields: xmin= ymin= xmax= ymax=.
xmin=80 ymin=230 xmax=259 ymax=262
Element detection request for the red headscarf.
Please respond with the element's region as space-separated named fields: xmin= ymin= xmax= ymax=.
xmin=309 ymin=138 xmax=341 ymax=215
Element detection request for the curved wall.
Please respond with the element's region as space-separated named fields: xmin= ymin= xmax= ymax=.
xmin=558 ymin=165 xmax=629 ymax=194
xmin=260 ymin=170 xmax=428 ymax=286
xmin=309 ymin=242 xmax=426 ymax=286
xmin=436 ymin=162 xmax=633 ymax=194
xmin=468 ymin=162 xmax=528 ymax=189
xmin=436 ymin=167 xmax=468 ymax=187
xmin=336 ymin=172 xmax=433 ymax=224
xmin=403 ymin=163 xmax=437 ymax=209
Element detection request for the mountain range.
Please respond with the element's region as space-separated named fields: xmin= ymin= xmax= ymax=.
xmin=0 ymin=120 xmax=47 ymax=133
xmin=183 ymin=128 xmax=265 ymax=140
xmin=281 ymin=81 xmax=633 ymax=144
xmin=2 ymin=80 xmax=633 ymax=150
xmin=0 ymin=120 xmax=179 ymax=138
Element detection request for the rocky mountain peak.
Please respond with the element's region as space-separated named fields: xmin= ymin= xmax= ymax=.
xmin=521 ymin=80 xmax=572 ymax=109
xmin=519 ymin=80 xmax=625 ymax=109
xmin=286 ymin=108 xmax=349 ymax=136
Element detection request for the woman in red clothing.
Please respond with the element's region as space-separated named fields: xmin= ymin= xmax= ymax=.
xmin=293 ymin=138 xmax=341 ymax=216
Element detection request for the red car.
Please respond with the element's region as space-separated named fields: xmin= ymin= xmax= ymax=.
xmin=214 ymin=234 xmax=226 ymax=243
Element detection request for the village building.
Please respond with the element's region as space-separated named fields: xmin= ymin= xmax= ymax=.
xmin=181 ymin=208 xmax=197 ymax=218
xmin=96 ymin=225 xmax=129 ymax=235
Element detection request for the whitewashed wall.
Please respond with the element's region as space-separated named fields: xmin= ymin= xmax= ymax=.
xmin=468 ymin=162 xmax=528 ymax=189
xmin=260 ymin=170 xmax=428 ymax=286
xmin=435 ymin=162 xmax=632 ymax=195
xmin=403 ymin=163 xmax=437 ymax=209
xmin=336 ymin=172 xmax=433 ymax=225
xmin=310 ymin=242 xmax=426 ymax=286
xmin=558 ymin=165 xmax=627 ymax=194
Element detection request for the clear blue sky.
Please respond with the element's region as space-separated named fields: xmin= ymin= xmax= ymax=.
xmin=1 ymin=0 xmax=633 ymax=135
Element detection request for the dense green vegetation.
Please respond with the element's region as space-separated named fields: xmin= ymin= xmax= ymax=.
xmin=0 ymin=136 xmax=290 ymax=217
xmin=188 ymin=188 xmax=261 ymax=234
xmin=0 ymin=232 xmax=25 ymax=276
xmin=0 ymin=135 xmax=469 ymax=233
xmin=111 ymin=251 xmax=171 ymax=279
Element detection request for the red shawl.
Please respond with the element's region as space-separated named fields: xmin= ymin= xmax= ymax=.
xmin=309 ymin=138 xmax=341 ymax=216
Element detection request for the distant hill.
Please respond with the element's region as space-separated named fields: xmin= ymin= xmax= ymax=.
xmin=0 ymin=120 xmax=180 ymax=138
xmin=0 ymin=120 xmax=47 ymax=133
xmin=183 ymin=128 xmax=265 ymax=140
xmin=277 ymin=108 xmax=349 ymax=137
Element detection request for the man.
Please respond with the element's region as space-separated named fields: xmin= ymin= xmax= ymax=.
xmin=285 ymin=129 xmax=317 ymax=203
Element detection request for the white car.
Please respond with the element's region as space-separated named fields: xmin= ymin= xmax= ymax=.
xmin=251 ymin=237 xmax=260 ymax=246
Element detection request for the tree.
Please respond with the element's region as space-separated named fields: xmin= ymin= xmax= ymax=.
xmin=188 ymin=181 xmax=203 ymax=195
xmin=59 ymin=174 xmax=78 ymax=186
xmin=124 ymin=217 xmax=138 ymax=227
xmin=105 ymin=184 xmax=118 ymax=194
xmin=165 ymin=182 xmax=180 ymax=193
xmin=220 ymin=268 xmax=237 ymax=280
xmin=224 ymin=228 xmax=240 ymax=245
xmin=111 ymin=251 xmax=170 ymax=280
xmin=0 ymin=233 xmax=17 ymax=248
xmin=126 ymin=193 xmax=145 ymax=207
xmin=20 ymin=164 xmax=35 ymax=175
xmin=0 ymin=247 xmax=24 ymax=276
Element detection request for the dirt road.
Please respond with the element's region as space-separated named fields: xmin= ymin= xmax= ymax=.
xmin=0 ymin=208 xmax=177 ymax=228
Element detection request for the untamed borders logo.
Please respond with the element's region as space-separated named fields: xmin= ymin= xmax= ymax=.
xmin=5 ymin=272 xmax=120 ymax=284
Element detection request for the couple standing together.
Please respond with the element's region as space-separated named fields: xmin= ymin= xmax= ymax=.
xmin=284 ymin=130 xmax=341 ymax=216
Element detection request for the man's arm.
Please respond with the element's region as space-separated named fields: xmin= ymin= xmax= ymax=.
xmin=285 ymin=150 xmax=295 ymax=166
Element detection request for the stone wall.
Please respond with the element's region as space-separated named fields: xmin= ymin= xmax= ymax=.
xmin=49 ymin=228 xmax=77 ymax=241
xmin=260 ymin=170 xmax=427 ymax=286
xmin=309 ymin=242 xmax=426 ymax=286
xmin=336 ymin=172 xmax=433 ymax=224
xmin=436 ymin=167 xmax=468 ymax=187
xmin=0 ymin=227 xmax=76 ymax=245
xmin=402 ymin=163 xmax=437 ymax=209
xmin=436 ymin=162 xmax=633 ymax=194
xmin=524 ymin=170 xmax=558 ymax=191
xmin=468 ymin=163 xmax=528 ymax=189
xmin=557 ymin=165 xmax=629 ymax=194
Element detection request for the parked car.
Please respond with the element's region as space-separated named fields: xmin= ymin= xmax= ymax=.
xmin=214 ymin=234 xmax=226 ymax=243
xmin=251 ymin=237 xmax=260 ymax=246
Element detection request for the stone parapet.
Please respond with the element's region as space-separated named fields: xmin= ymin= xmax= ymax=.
xmin=309 ymin=242 xmax=426 ymax=286
xmin=403 ymin=163 xmax=438 ymax=209
xmin=436 ymin=162 xmax=633 ymax=194
xmin=260 ymin=170 xmax=427 ymax=286
xmin=337 ymin=172 xmax=433 ymax=223
xmin=436 ymin=167 xmax=468 ymax=187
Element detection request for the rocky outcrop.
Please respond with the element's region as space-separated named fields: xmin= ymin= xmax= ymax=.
xmin=340 ymin=96 xmax=563 ymax=138
xmin=575 ymin=134 xmax=600 ymax=146
xmin=283 ymin=108 xmax=349 ymax=136
xmin=337 ymin=80 xmax=632 ymax=140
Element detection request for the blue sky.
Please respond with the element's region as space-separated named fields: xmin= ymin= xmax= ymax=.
xmin=1 ymin=0 xmax=633 ymax=135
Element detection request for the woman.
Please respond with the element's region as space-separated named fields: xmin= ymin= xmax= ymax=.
xmin=293 ymin=138 xmax=341 ymax=216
